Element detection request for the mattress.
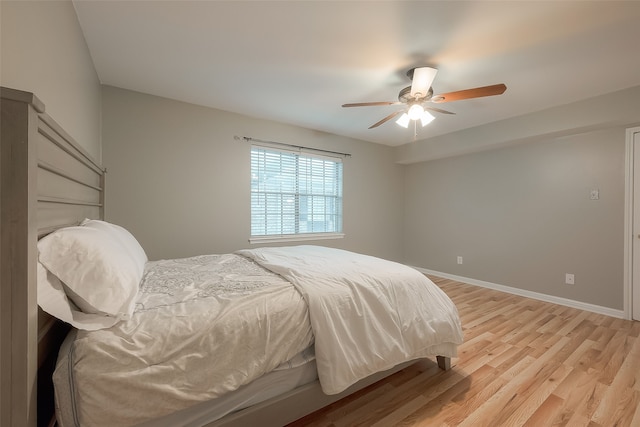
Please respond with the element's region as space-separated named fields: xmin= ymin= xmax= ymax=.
xmin=55 ymin=330 xmax=318 ymax=427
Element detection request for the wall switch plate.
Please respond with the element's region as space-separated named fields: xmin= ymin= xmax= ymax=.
xmin=457 ymin=256 xmax=463 ymax=265
xmin=565 ymin=273 xmax=575 ymax=285
xmin=590 ymin=189 xmax=600 ymax=200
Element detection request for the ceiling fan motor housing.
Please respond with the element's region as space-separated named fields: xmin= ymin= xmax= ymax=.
xmin=398 ymin=86 xmax=433 ymax=103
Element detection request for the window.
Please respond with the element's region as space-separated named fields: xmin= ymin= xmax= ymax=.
xmin=250 ymin=145 xmax=343 ymax=242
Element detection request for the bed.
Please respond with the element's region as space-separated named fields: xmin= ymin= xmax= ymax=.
xmin=0 ymin=87 xmax=463 ymax=427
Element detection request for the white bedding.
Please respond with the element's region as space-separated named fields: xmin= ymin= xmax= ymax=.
xmin=54 ymin=254 xmax=313 ymax=427
xmin=54 ymin=246 xmax=463 ymax=426
xmin=237 ymin=246 xmax=464 ymax=394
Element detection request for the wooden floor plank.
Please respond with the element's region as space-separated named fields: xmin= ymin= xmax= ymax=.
xmin=522 ymin=393 xmax=565 ymax=427
xmin=287 ymin=276 xmax=640 ymax=427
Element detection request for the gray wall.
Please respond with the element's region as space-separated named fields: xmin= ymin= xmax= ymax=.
xmin=404 ymin=127 xmax=626 ymax=310
xmin=0 ymin=0 xmax=101 ymax=160
xmin=103 ymin=84 xmax=637 ymax=311
xmin=102 ymin=86 xmax=404 ymax=261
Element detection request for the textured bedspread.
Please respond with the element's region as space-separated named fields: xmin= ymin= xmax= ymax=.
xmin=54 ymin=254 xmax=313 ymax=427
xmin=237 ymin=246 xmax=464 ymax=394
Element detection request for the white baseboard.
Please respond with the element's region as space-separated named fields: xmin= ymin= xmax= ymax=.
xmin=415 ymin=267 xmax=626 ymax=319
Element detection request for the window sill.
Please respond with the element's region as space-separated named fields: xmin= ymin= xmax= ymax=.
xmin=249 ymin=233 xmax=345 ymax=245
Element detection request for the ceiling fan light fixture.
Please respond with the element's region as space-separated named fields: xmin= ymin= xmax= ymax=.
xmin=407 ymin=104 xmax=424 ymax=120
xmin=420 ymin=110 xmax=435 ymax=127
xmin=396 ymin=113 xmax=410 ymax=128
xmin=410 ymin=67 xmax=438 ymax=98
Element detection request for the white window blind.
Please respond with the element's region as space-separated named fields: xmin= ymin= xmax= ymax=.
xmin=251 ymin=145 xmax=343 ymax=240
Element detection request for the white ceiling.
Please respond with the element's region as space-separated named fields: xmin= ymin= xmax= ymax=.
xmin=73 ymin=1 xmax=640 ymax=147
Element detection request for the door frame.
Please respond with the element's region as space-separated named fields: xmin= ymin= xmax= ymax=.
xmin=624 ymin=126 xmax=640 ymax=320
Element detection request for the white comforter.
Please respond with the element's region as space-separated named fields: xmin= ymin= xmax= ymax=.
xmin=237 ymin=246 xmax=464 ymax=394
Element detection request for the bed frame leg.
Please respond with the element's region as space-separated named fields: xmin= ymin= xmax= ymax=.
xmin=436 ymin=355 xmax=451 ymax=371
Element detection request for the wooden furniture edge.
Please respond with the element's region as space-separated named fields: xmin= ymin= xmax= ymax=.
xmin=1 ymin=86 xmax=104 ymax=427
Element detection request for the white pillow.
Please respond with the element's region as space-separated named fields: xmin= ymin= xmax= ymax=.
xmin=37 ymin=262 xmax=120 ymax=331
xmin=37 ymin=225 xmax=141 ymax=321
xmin=81 ymin=219 xmax=148 ymax=275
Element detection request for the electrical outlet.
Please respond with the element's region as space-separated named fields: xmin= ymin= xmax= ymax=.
xmin=565 ymin=273 xmax=575 ymax=285
xmin=457 ymin=256 xmax=463 ymax=265
xmin=590 ymin=189 xmax=599 ymax=200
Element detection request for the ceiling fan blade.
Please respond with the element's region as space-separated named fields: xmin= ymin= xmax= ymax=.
xmin=431 ymin=83 xmax=507 ymax=103
xmin=342 ymin=101 xmax=401 ymax=107
xmin=410 ymin=67 xmax=438 ymax=99
xmin=368 ymin=110 xmax=404 ymax=129
xmin=426 ymin=106 xmax=455 ymax=115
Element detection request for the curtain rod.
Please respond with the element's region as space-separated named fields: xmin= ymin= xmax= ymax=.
xmin=234 ymin=135 xmax=351 ymax=158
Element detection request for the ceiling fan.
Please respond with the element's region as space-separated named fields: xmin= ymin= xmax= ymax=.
xmin=342 ymin=67 xmax=507 ymax=129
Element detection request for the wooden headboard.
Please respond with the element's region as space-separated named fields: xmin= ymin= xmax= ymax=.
xmin=1 ymin=87 xmax=105 ymax=427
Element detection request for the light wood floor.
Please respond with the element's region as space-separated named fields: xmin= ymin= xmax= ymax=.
xmin=287 ymin=276 xmax=640 ymax=427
